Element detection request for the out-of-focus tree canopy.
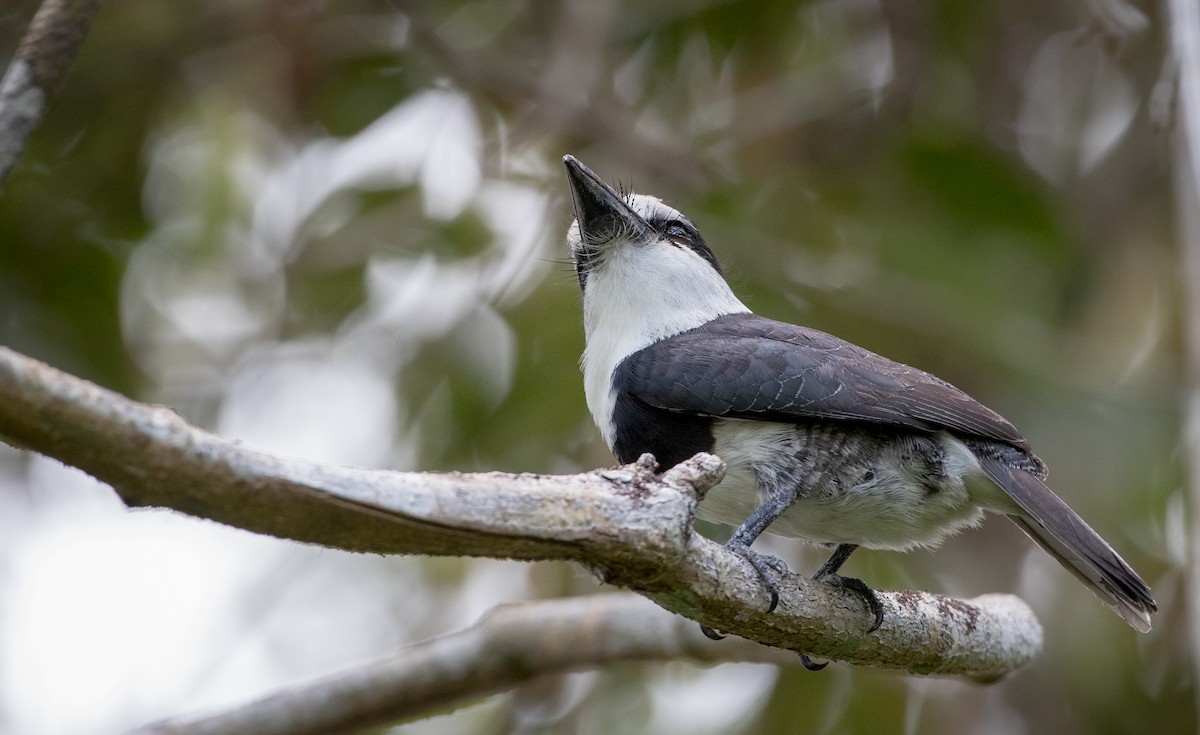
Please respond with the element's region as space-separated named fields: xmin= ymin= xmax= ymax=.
xmin=0 ymin=1 xmax=1187 ymax=733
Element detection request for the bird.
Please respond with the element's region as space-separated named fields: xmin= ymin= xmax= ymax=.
xmin=561 ymin=154 xmax=1156 ymax=643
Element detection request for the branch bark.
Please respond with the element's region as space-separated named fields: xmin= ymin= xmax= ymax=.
xmin=0 ymin=0 xmax=104 ymax=190
xmin=0 ymin=344 xmax=1042 ymax=685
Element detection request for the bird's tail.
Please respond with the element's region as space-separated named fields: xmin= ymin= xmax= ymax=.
xmin=976 ymin=456 xmax=1156 ymax=632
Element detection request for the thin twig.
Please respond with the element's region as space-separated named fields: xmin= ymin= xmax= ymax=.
xmin=0 ymin=0 xmax=104 ymax=189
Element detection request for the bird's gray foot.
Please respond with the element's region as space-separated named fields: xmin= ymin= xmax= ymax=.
xmin=813 ymin=543 xmax=884 ymax=632
xmin=816 ymin=571 xmax=884 ymax=632
xmin=793 ymin=573 xmax=883 ymax=672
xmin=725 ymin=538 xmax=790 ymax=613
xmin=796 ymin=544 xmax=883 ymax=672
xmin=698 ymin=540 xmax=790 ymax=641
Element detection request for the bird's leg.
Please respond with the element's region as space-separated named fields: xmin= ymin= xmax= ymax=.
xmin=700 ymin=490 xmax=798 ymax=640
xmin=798 ymin=543 xmax=884 ymax=671
xmin=725 ymin=491 xmax=798 ymax=610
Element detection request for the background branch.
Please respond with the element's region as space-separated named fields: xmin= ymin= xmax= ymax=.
xmin=0 ymin=344 xmax=1042 ymax=685
xmin=1166 ymin=0 xmax=1200 ymax=723
xmin=132 ymin=594 xmax=798 ymax=735
xmin=0 ymin=0 xmax=104 ymax=190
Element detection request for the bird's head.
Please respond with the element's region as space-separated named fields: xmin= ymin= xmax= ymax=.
xmin=562 ymin=155 xmax=746 ymax=347
xmin=563 ymin=155 xmax=724 ymax=291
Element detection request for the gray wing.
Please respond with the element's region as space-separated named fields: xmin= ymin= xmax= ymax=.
xmin=615 ymin=312 xmax=1031 ymax=451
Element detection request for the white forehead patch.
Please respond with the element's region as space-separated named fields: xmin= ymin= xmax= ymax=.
xmin=624 ymin=193 xmax=684 ymax=223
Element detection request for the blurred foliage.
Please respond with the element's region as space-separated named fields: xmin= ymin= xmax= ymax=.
xmin=0 ymin=0 xmax=1190 ymax=733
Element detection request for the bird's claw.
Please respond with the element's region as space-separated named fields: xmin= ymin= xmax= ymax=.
xmin=797 ymin=552 xmax=883 ymax=671
xmin=725 ymin=541 xmax=789 ymax=614
xmin=817 ymin=572 xmax=884 ymax=632
xmin=800 ymin=655 xmax=828 ymax=671
xmin=697 ymin=543 xmax=789 ymax=641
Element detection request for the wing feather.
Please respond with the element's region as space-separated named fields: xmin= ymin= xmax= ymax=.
xmin=615 ymin=313 xmax=1029 ymax=450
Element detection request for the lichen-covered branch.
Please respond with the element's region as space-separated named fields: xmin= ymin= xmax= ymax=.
xmin=0 ymin=345 xmax=1042 ymax=681
xmin=0 ymin=0 xmax=104 ymax=189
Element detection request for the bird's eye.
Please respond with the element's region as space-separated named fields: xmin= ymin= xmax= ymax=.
xmin=665 ymin=222 xmax=690 ymax=240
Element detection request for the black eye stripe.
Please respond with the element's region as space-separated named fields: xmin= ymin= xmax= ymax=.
xmin=652 ymin=217 xmax=697 ymax=240
xmin=665 ymin=222 xmax=690 ymax=239
xmin=650 ymin=217 xmax=722 ymax=275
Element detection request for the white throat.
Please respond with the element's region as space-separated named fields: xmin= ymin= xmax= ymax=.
xmin=578 ymin=219 xmax=749 ymax=448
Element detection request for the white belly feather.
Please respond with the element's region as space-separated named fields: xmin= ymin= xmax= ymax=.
xmin=700 ymin=420 xmax=1018 ymax=551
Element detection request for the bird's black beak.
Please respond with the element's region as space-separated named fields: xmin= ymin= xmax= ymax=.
xmin=563 ymin=155 xmax=649 ymax=246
